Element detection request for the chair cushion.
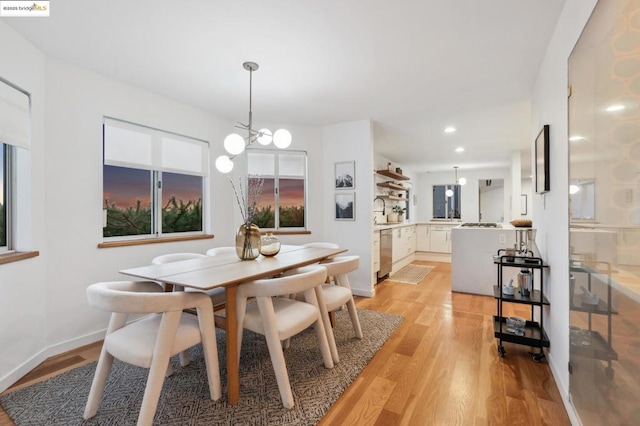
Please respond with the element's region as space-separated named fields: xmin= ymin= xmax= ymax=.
xmin=243 ymin=298 xmax=318 ymax=340
xmin=321 ymin=284 xmax=353 ymax=311
xmin=105 ymin=313 xmax=202 ymax=368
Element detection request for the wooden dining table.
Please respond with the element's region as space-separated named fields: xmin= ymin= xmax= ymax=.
xmin=119 ymin=244 xmax=346 ymax=404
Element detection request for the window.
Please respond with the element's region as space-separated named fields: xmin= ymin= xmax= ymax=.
xmin=0 ymin=78 xmax=30 ymax=253
xmin=103 ymin=118 xmax=209 ymax=239
xmin=247 ymin=150 xmax=307 ymax=230
xmin=0 ymin=143 xmax=7 ymax=251
xmin=433 ymin=184 xmax=461 ymax=219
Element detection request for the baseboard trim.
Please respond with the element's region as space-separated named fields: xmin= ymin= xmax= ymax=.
xmin=415 ymin=252 xmax=451 ymax=263
xmin=0 ymin=350 xmax=48 ymax=394
xmin=547 ymin=351 xmax=582 ymax=426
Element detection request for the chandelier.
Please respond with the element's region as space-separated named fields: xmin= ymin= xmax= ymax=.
xmin=446 ymin=166 xmax=467 ymax=197
xmin=215 ymin=62 xmax=292 ymax=173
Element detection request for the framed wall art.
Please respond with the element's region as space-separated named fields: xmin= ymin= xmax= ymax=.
xmin=535 ymin=124 xmax=550 ymax=193
xmin=335 ymin=192 xmax=355 ymax=220
xmin=335 ymin=161 xmax=355 ymax=189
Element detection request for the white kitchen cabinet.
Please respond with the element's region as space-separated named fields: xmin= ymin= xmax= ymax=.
xmin=391 ymin=225 xmax=416 ymax=262
xmin=430 ymin=226 xmax=451 ymax=253
xmin=392 ymin=228 xmax=403 ymax=262
xmin=373 ymin=231 xmax=381 ymax=272
xmin=416 ymin=225 xmax=431 ymax=251
xmin=406 ymin=226 xmax=416 ymax=255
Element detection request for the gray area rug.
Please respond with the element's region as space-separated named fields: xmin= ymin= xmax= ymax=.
xmin=388 ymin=264 xmax=434 ymax=284
xmin=0 ymin=309 xmax=403 ymax=425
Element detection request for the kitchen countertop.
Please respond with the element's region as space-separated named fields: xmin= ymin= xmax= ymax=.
xmin=373 ymin=221 xmax=523 ymax=231
xmin=373 ymin=221 xmax=463 ymax=231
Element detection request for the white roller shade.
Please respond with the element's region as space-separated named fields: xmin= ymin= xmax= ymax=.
xmin=247 ymin=151 xmax=275 ymax=176
xmin=104 ymin=118 xmax=209 ymax=176
xmin=279 ymin=153 xmax=305 ymax=177
xmin=0 ymin=80 xmax=30 ymax=150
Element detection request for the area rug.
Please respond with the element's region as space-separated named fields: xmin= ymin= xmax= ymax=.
xmin=388 ymin=264 xmax=434 ymax=284
xmin=0 ymin=309 xmax=403 ymax=426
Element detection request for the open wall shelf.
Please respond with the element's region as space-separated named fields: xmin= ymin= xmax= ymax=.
xmin=376 ymin=169 xmax=410 ymax=180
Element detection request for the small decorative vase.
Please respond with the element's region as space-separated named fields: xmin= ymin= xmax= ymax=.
xmin=260 ymin=232 xmax=281 ymax=256
xmin=235 ymin=222 xmax=261 ymax=260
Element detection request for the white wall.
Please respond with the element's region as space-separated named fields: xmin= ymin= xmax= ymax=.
xmin=41 ymin=58 xmax=236 ymax=352
xmin=322 ymin=120 xmax=375 ymax=296
xmin=530 ymin=0 xmax=598 ymax=423
xmin=416 ymin=167 xmax=511 ymax=222
xmin=0 ymin=21 xmax=48 ymax=391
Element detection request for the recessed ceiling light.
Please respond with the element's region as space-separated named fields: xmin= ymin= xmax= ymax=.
xmin=569 ymin=135 xmax=585 ymax=142
xmin=606 ymin=104 xmax=625 ymax=112
xmin=444 ymin=126 xmax=456 ymax=133
xmin=455 ymin=147 xmax=464 ymax=153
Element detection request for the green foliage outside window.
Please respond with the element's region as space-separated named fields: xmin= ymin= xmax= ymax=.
xmin=162 ymin=196 xmax=202 ymax=233
xmin=103 ymin=197 xmax=202 ymax=237
xmin=253 ymin=205 xmax=305 ymax=229
xmin=280 ymin=205 xmax=304 ymax=227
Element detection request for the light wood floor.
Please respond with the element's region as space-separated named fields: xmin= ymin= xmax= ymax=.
xmin=0 ymin=261 xmax=570 ymax=425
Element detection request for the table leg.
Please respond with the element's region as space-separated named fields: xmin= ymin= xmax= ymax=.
xmin=225 ymin=285 xmax=239 ymax=404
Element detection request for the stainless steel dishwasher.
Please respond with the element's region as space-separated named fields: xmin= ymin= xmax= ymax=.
xmin=378 ymin=228 xmax=392 ymax=280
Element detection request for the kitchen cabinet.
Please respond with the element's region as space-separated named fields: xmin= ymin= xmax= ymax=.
xmin=373 ymin=231 xmax=381 ymax=273
xmin=494 ymin=252 xmax=549 ymax=361
xmin=416 ymin=225 xmax=430 ymax=251
xmin=430 ymin=226 xmax=451 ymax=253
xmin=391 ymin=225 xmax=416 ymax=262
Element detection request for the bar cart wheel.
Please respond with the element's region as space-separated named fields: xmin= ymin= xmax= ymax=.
xmin=531 ymin=351 xmax=546 ymax=363
xmin=498 ymin=344 xmax=506 ymax=357
xmin=605 ymin=366 xmax=614 ymax=380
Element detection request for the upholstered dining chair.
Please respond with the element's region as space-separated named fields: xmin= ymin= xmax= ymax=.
xmin=206 ymin=246 xmax=237 ymax=257
xmin=151 ymin=252 xmax=225 ymax=307
xmin=318 ymin=255 xmax=363 ymax=342
xmin=235 ymin=266 xmax=335 ymax=409
xmin=302 ymin=242 xmax=340 ymax=249
xmin=84 ymin=281 xmax=221 ymax=426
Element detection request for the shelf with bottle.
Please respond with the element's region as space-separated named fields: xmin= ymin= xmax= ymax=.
xmin=376 ymin=181 xmax=406 ymax=191
xmin=376 ymin=169 xmax=410 ymax=180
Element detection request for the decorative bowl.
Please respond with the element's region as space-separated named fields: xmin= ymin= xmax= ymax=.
xmin=502 ymin=285 xmax=516 ymax=295
xmin=510 ymin=219 xmax=532 ymax=227
xmin=581 ymin=292 xmax=599 ymax=305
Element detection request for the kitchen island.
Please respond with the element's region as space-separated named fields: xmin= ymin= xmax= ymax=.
xmin=451 ymin=223 xmax=518 ymax=296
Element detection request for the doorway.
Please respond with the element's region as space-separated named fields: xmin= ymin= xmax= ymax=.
xmin=478 ymin=179 xmax=504 ymax=222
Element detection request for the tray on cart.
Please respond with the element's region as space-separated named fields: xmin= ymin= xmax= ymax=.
xmin=493 ymin=316 xmax=550 ymax=348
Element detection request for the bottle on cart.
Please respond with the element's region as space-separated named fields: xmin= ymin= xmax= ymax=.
xmin=518 ymin=268 xmax=532 ymax=297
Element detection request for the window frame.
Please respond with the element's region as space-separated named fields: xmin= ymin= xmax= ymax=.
xmin=247 ymin=149 xmax=308 ymax=231
xmin=433 ymin=184 xmax=462 ymax=220
xmin=102 ymin=118 xmax=209 ymax=242
xmin=0 ymin=143 xmax=13 ymax=254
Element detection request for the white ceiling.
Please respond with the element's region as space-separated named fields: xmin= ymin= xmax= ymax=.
xmin=3 ymin=0 xmax=565 ymax=173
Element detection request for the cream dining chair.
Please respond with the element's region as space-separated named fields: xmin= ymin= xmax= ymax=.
xmin=318 ymin=255 xmax=363 ymax=341
xmin=235 ymin=265 xmax=335 ymax=409
xmin=84 ymin=280 xmax=221 ymax=426
xmin=206 ymin=246 xmax=237 ymax=257
xmin=151 ymin=252 xmax=226 ymax=307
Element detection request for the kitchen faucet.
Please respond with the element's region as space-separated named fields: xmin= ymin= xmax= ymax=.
xmin=373 ymin=196 xmax=386 ymax=215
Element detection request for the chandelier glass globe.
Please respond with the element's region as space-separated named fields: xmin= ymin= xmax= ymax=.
xmin=215 ymin=155 xmax=234 ymax=173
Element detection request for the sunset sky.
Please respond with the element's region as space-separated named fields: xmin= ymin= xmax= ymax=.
xmin=256 ymin=178 xmax=304 ymax=209
xmin=103 ymin=165 xmax=202 ymax=208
